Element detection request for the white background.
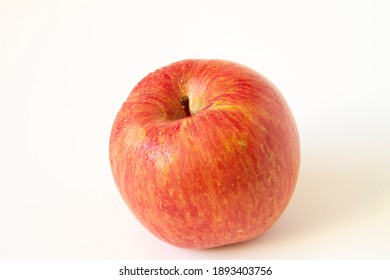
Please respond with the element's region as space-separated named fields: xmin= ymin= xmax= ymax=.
xmin=1 ymin=0 xmax=389 ymax=259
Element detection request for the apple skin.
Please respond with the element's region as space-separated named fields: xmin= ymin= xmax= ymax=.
xmin=109 ymin=59 xmax=300 ymax=249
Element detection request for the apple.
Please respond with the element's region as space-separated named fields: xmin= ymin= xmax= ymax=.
xmin=109 ymin=59 xmax=300 ymax=249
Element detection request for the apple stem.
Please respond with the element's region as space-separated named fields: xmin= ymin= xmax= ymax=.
xmin=180 ymin=95 xmax=191 ymax=117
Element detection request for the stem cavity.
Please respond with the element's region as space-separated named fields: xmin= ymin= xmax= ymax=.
xmin=180 ymin=95 xmax=191 ymax=117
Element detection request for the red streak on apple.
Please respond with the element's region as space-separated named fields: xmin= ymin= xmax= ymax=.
xmin=109 ymin=59 xmax=300 ymax=249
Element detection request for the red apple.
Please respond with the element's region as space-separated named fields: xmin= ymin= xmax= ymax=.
xmin=109 ymin=59 xmax=300 ymax=249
